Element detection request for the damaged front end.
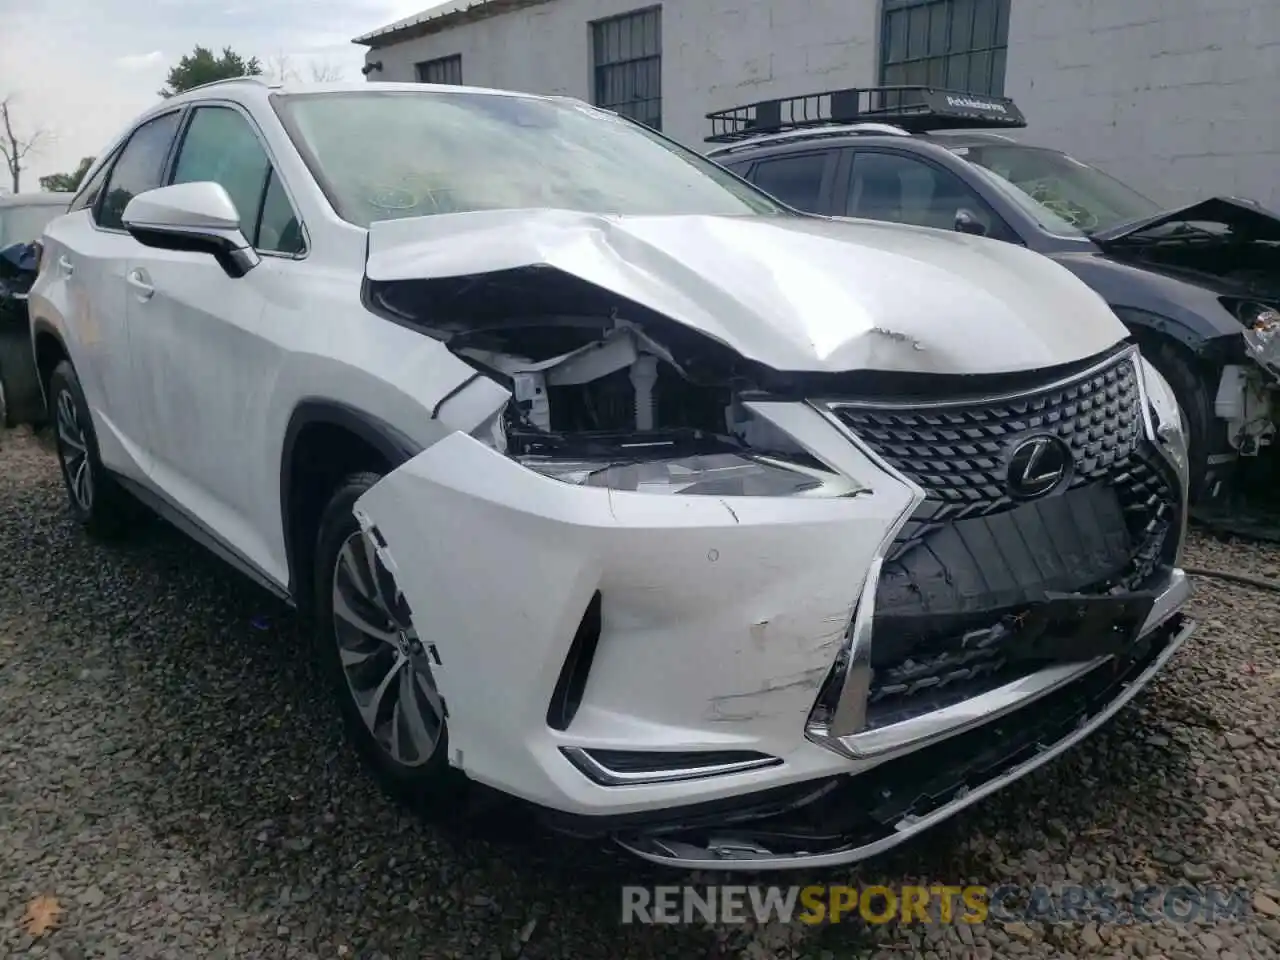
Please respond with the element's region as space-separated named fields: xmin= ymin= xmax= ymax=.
xmin=352 ymin=211 xmax=1193 ymax=869
xmin=368 ymin=264 xmax=863 ymax=497
xmin=1096 ymin=196 xmax=1280 ymax=456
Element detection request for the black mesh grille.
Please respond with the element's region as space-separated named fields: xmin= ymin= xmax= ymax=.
xmin=827 ymin=350 xmax=1182 ymax=730
xmin=833 ymin=349 xmax=1144 ymax=554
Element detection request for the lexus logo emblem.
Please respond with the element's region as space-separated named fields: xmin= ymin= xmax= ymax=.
xmin=1006 ymin=434 xmax=1071 ymax=499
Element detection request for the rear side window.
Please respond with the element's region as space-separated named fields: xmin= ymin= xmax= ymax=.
xmin=96 ymin=111 xmax=183 ymax=230
xmin=749 ymin=153 xmax=830 ymax=213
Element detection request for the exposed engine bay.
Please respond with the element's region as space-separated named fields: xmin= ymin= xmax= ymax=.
xmin=369 ymin=265 xmax=875 ymax=495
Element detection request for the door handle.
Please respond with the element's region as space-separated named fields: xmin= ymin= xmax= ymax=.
xmin=126 ymin=269 xmax=154 ymax=300
xmin=58 ymin=255 xmax=74 ymax=277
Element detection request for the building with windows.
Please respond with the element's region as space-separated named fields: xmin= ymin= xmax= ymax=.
xmin=353 ymin=0 xmax=1280 ymax=208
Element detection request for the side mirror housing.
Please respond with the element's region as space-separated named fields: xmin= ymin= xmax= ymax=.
xmin=954 ymin=207 xmax=988 ymax=237
xmin=122 ymin=182 xmax=261 ymax=278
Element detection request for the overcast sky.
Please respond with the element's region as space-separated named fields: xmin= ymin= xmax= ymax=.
xmin=0 ymin=0 xmax=440 ymax=190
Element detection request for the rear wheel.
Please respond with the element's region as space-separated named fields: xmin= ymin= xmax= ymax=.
xmin=312 ymin=472 xmax=464 ymax=808
xmin=48 ymin=360 xmax=136 ymax=539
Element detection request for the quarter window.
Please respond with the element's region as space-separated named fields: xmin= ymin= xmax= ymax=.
xmin=749 ymin=153 xmax=829 ymax=213
xmin=170 ymin=106 xmax=303 ymax=255
xmin=96 ymin=111 xmax=183 ymax=230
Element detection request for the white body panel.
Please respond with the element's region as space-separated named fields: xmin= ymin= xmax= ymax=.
xmin=25 ymin=81 xmax=1189 ymax=863
xmin=367 ymin=207 xmax=1127 ymax=375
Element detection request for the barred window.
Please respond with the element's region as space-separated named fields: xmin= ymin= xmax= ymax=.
xmin=880 ymin=0 xmax=1011 ymax=96
xmin=415 ymin=54 xmax=463 ymax=86
xmin=591 ymin=6 xmax=661 ymax=131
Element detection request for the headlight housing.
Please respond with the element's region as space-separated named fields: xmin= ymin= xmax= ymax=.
xmin=1137 ymin=355 xmax=1189 ymax=489
xmin=475 ymin=401 xmax=866 ymax=498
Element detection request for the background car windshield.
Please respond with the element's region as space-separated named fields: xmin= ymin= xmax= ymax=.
xmin=0 ymin=203 xmax=67 ymax=248
xmin=953 ymin=144 xmax=1162 ymax=235
xmin=275 ymin=91 xmax=786 ymax=227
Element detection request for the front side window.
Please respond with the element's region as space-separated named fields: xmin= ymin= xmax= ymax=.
xmin=954 ymin=144 xmax=1161 ymax=235
xmin=749 ymin=153 xmax=830 ymax=213
xmin=274 ymin=90 xmax=786 ymax=228
xmin=847 ymin=151 xmax=991 ymax=232
xmin=170 ymin=105 xmax=303 ymax=255
xmin=96 ymin=111 xmax=183 ymax=230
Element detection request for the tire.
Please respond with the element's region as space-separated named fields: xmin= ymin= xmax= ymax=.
xmin=0 ymin=363 xmax=10 ymax=429
xmin=312 ymin=472 xmax=465 ymax=810
xmin=1143 ymin=340 xmax=1228 ymax=504
xmin=48 ymin=360 xmax=137 ymax=539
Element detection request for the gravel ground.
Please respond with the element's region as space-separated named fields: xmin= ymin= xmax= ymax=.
xmin=3 ymin=425 xmax=1280 ymax=960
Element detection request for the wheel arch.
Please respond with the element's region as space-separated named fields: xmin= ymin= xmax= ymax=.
xmin=30 ymin=319 xmax=71 ymax=407
xmin=280 ymin=399 xmax=423 ymax=608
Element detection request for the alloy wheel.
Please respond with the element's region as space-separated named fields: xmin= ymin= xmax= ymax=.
xmin=331 ymin=529 xmax=444 ymax=767
xmin=55 ymin=388 xmax=93 ymax=511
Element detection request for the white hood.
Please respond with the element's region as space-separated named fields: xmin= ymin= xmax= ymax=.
xmin=365 ymin=209 xmax=1129 ymax=375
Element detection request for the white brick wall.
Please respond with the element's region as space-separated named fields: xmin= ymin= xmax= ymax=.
xmin=363 ymin=0 xmax=1280 ymax=208
xmin=1005 ymin=0 xmax=1280 ymax=209
xmin=363 ymin=0 xmax=881 ymax=151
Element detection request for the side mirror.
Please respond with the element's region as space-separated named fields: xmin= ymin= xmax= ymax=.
xmin=954 ymin=208 xmax=988 ymax=237
xmin=122 ymin=182 xmax=261 ymax=278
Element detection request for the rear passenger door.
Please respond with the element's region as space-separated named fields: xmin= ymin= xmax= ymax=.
xmin=738 ymin=151 xmax=838 ymax=214
xmin=35 ymin=110 xmax=185 ymax=483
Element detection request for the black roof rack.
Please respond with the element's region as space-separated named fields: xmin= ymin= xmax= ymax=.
xmin=705 ymin=85 xmax=1027 ymax=143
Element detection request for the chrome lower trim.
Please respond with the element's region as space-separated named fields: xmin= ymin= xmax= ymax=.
xmin=617 ymin=616 xmax=1195 ymax=870
xmin=825 ymin=567 xmax=1190 ymax=761
xmin=561 ymin=747 xmax=782 ymax=787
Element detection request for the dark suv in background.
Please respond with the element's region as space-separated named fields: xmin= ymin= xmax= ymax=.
xmin=705 ymin=86 xmax=1280 ymax=511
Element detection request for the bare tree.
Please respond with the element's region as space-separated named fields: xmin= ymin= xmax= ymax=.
xmin=308 ymin=59 xmax=345 ymax=82
xmin=265 ymin=51 xmax=300 ymax=84
xmin=266 ymin=53 xmax=345 ymax=84
xmin=0 ymin=96 xmax=49 ymax=194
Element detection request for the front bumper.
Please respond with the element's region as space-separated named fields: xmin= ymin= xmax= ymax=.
xmin=354 ymin=345 xmax=1193 ymax=865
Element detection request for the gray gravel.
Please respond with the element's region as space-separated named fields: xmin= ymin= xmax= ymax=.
xmin=3 ymin=425 xmax=1280 ymax=960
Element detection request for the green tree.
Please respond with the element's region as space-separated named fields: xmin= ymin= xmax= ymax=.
xmin=40 ymin=156 xmax=95 ymax=193
xmin=159 ymin=45 xmax=262 ymax=98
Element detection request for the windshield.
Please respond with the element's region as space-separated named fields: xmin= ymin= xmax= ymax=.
xmin=948 ymin=144 xmax=1162 ymax=235
xmin=274 ymin=90 xmax=787 ymax=228
xmin=0 ymin=202 xmax=67 ymax=248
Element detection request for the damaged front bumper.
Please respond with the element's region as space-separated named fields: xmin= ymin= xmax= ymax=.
xmin=354 ymin=343 xmax=1194 ymax=868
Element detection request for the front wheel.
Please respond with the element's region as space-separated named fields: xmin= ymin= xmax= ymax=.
xmin=48 ymin=360 xmax=136 ymax=538
xmin=312 ymin=472 xmax=465 ymax=809
xmin=1143 ymin=341 xmax=1229 ymax=505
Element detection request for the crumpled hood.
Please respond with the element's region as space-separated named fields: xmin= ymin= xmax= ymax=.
xmin=366 ymin=209 xmax=1129 ymax=375
xmin=1092 ymin=196 xmax=1280 ymax=247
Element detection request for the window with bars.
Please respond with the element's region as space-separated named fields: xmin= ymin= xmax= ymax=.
xmin=415 ymin=54 xmax=463 ymax=85
xmin=591 ymin=6 xmax=661 ymax=131
xmin=880 ymin=0 xmax=1010 ymax=97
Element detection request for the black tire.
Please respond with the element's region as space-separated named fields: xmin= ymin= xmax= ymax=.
xmin=0 ymin=361 xmax=10 ymax=429
xmin=1143 ymin=340 xmax=1229 ymax=504
xmin=312 ymin=471 xmax=465 ymax=810
xmin=48 ymin=359 xmax=137 ymax=539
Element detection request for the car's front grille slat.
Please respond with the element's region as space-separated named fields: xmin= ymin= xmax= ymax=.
xmin=827 ymin=350 xmax=1181 ymax=730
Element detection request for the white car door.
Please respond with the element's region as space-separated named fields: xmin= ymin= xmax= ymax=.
xmin=32 ymin=110 xmax=185 ymax=483
xmin=124 ymin=101 xmax=307 ymax=581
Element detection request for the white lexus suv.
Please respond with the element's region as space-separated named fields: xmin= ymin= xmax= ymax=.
xmin=28 ymin=79 xmax=1195 ymax=869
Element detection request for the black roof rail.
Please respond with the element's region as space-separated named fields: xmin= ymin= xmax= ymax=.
xmin=705 ymin=85 xmax=1027 ymax=143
